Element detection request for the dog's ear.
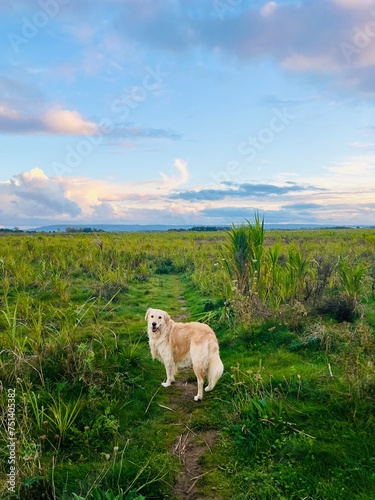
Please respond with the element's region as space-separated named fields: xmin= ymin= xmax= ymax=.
xmin=145 ymin=308 xmax=151 ymax=321
xmin=163 ymin=311 xmax=170 ymax=322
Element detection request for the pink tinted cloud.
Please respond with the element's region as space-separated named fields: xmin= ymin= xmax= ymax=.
xmin=0 ymin=103 xmax=98 ymax=135
xmin=42 ymin=107 xmax=98 ymax=135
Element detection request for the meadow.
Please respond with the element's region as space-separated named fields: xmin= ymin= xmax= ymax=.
xmin=0 ymin=224 xmax=374 ymax=499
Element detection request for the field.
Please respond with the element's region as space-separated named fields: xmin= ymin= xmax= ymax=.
xmin=0 ymin=225 xmax=375 ymax=499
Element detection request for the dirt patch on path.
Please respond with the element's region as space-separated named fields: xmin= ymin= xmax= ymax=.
xmin=168 ymin=377 xmax=221 ymax=500
xmin=166 ymin=285 xmax=221 ymax=499
xmin=173 ymin=295 xmax=189 ymax=322
xmin=172 ymin=428 xmax=218 ymax=499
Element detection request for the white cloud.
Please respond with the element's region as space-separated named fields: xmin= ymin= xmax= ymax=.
xmin=0 ymin=167 xmax=81 ymax=223
xmin=42 ymin=108 xmax=98 ymax=135
xmin=91 ymin=201 xmax=119 ymax=219
xmin=62 ymin=158 xmax=191 ymax=221
xmin=2 ymin=155 xmax=374 ymax=227
xmin=0 ymin=102 xmax=99 ymax=136
xmin=159 ymin=158 xmax=190 ymax=188
xmin=176 ymin=158 xmax=189 ymax=182
xmin=17 ymin=167 xmax=48 ymax=184
xmin=260 ymin=2 xmax=278 ymax=18
xmin=324 ymin=156 xmax=375 ymax=176
xmin=0 ymin=160 xmax=191 ymax=225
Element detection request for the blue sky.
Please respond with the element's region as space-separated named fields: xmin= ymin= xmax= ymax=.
xmin=0 ymin=0 xmax=375 ymax=227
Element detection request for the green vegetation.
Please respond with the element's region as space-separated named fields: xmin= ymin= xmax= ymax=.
xmin=0 ymin=225 xmax=374 ymax=498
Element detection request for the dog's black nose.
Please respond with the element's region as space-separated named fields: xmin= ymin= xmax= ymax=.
xmin=152 ymin=322 xmax=157 ymax=327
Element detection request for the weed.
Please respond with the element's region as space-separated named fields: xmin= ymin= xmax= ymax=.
xmin=45 ymin=393 xmax=83 ymax=444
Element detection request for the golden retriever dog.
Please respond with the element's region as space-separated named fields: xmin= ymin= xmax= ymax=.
xmin=145 ymin=308 xmax=224 ymax=401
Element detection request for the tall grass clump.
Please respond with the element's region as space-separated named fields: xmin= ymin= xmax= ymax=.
xmin=223 ymin=212 xmax=265 ymax=295
xmin=315 ymin=255 xmax=369 ymax=322
xmin=222 ymin=213 xmax=270 ymax=326
xmin=223 ymin=215 xmax=310 ymax=327
xmin=223 ymin=217 xmax=371 ymax=330
xmin=337 ymin=255 xmax=368 ymax=318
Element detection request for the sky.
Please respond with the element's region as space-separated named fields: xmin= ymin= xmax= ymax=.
xmin=0 ymin=0 xmax=375 ymax=228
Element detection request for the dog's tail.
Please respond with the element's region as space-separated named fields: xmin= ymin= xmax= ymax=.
xmin=206 ymin=349 xmax=224 ymax=392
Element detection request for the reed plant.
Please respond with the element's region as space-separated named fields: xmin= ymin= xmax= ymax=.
xmin=337 ymin=255 xmax=368 ymax=316
xmin=223 ymin=217 xmax=371 ymax=328
xmin=223 ymin=212 xmax=265 ymax=295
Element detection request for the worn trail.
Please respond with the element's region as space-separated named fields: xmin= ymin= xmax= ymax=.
xmin=160 ymin=275 xmax=220 ymax=499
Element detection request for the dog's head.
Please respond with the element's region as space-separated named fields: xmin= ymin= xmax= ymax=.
xmin=145 ymin=308 xmax=170 ymax=334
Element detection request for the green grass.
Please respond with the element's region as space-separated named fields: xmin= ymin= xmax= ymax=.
xmin=0 ymin=229 xmax=374 ymax=499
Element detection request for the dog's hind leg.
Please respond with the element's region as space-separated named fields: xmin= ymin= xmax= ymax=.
xmin=193 ymin=363 xmax=204 ymax=401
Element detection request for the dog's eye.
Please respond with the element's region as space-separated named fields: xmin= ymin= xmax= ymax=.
xmin=150 ymin=315 xmax=154 ymax=318
xmin=158 ymin=316 xmax=162 ymax=319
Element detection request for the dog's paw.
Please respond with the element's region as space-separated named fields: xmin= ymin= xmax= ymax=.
xmin=194 ymin=395 xmax=202 ymax=401
xmin=205 ymin=386 xmax=212 ymax=392
xmin=162 ymin=380 xmax=175 ymax=387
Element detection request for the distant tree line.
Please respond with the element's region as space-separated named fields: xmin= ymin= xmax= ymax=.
xmin=168 ymin=226 xmax=230 ymax=232
xmin=0 ymin=227 xmax=106 ymax=234
xmin=190 ymin=226 xmax=230 ymax=231
xmin=0 ymin=228 xmax=23 ymax=233
xmin=65 ymin=226 xmax=105 ymax=233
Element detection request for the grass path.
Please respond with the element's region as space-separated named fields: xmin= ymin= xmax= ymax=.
xmin=143 ymin=273 xmax=223 ymax=499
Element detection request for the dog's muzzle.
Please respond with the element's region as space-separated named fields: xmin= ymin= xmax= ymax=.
xmin=151 ymin=322 xmax=159 ymax=333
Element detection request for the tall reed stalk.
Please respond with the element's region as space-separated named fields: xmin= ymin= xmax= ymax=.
xmin=223 ymin=212 xmax=265 ymax=295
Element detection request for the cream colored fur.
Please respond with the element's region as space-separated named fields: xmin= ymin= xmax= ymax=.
xmin=145 ymin=308 xmax=224 ymax=401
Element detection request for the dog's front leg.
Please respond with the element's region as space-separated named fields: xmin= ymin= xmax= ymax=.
xmin=162 ymin=358 xmax=176 ymax=387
